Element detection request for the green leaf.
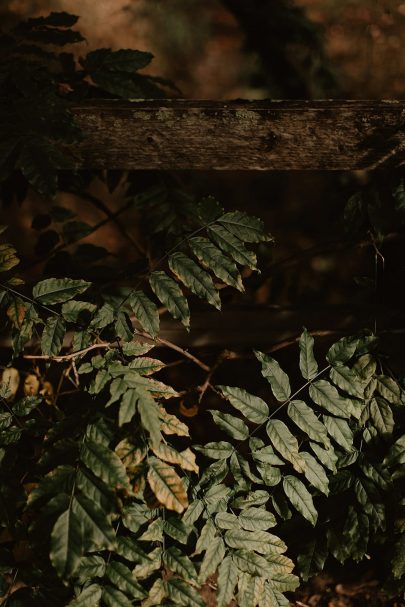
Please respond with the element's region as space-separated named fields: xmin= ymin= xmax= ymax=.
xmin=164 ymin=546 xmax=197 ymax=580
xmin=353 ymin=354 xmax=377 ymax=381
xmin=266 ymin=420 xmax=306 ymax=473
xmin=80 ymin=439 xmax=129 ymax=487
xmin=150 ymin=271 xmax=190 ymax=328
xmin=183 ymin=499 xmax=204 ymax=526
xmin=165 ymin=578 xmax=205 ymax=607
xmin=68 ymin=584 xmax=102 ymax=606
xmin=297 ymin=538 xmax=328 ymax=581
xmin=309 ymin=380 xmax=351 ymax=418
xmin=261 ymin=584 xmax=290 ymax=607
xmin=0 ymin=243 xmax=20 ymax=272
xmin=105 ymin=561 xmax=147 ymax=599
xmin=329 ymin=365 xmax=364 ymax=398
xmin=208 ymin=410 xmax=249 ymax=440
xmin=194 ymin=519 xmax=216 ymax=555
xmin=129 ymin=290 xmax=160 ymax=337
xmin=116 ymin=536 xmax=151 ymax=564
xmin=326 ymin=336 xmax=359 ymax=365
xmin=195 ymin=441 xmax=234 ymax=459
xmin=370 ymin=397 xmax=394 ymax=436
xmin=217 ymin=556 xmax=238 ymax=607
xmin=89 ymin=303 xmax=115 ymax=329
xmin=301 ymin=452 xmax=329 ymax=495
xmin=121 ymin=504 xmax=150 ymax=533
xmin=169 ymin=252 xmax=221 ymax=310
xmin=62 ymin=300 xmax=97 ymax=323
xmin=198 ymin=536 xmax=225 ymax=583
xmin=147 ymin=456 xmax=188 ymax=513
xmin=225 ymin=529 xmax=285 ymax=555
xmin=251 ymin=444 xmax=284 ymax=466
xmin=142 ymin=579 xmax=167 ymax=607
xmin=299 ymin=328 xmax=318 ymax=380
xmin=83 ymin=48 xmax=153 ymax=74
xmin=269 ymin=572 xmax=299 ymax=594
xmin=189 ymin=236 xmax=243 ymax=291
xmin=255 ymin=351 xmax=291 ymax=401
xmin=283 ymin=475 xmax=317 ymax=526
xmin=115 ymin=311 xmax=133 ymax=341
xmin=137 ymin=391 xmax=162 ymax=448
xmin=121 ymin=341 xmax=154 ymax=356
xmin=41 ymin=316 xmax=65 ymax=356
xmin=102 ymin=585 xmax=133 ymax=607
xmin=287 ymin=400 xmax=330 ymax=447
xmin=75 ymin=555 xmax=106 ymax=582
xmin=124 ymin=371 xmax=178 ymax=399
xmin=239 ymin=507 xmax=277 ymax=531
xmin=323 ymin=415 xmax=353 ymax=452
xmin=218 ymin=385 xmax=269 ymax=423
xmin=309 ymin=441 xmax=338 ymax=472
xmin=218 ymin=211 xmax=272 ymax=243
xmin=376 ymin=375 xmax=402 ymax=404
xmin=33 ymin=278 xmax=91 ymax=305
xmin=71 ymin=494 xmax=116 ymax=550
xmin=215 ymin=511 xmax=239 ymax=530
xmin=232 ymin=550 xmax=273 ymax=577
xmin=118 ymin=388 xmax=140 ymax=426
xmin=208 ymin=224 xmax=257 ymax=269
xmin=129 ymin=356 xmax=164 ymax=375
xmin=50 ymin=507 xmax=83 ymax=579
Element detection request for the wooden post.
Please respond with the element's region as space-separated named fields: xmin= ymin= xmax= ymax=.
xmin=71 ymin=100 xmax=405 ymax=171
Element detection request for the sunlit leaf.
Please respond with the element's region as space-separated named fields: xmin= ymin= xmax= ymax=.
xmin=255 ymin=351 xmax=291 ymax=402
xmin=218 ymin=385 xmax=269 ymax=423
xmin=147 ymin=456 xmax=188 ymax=513
xmin=169 ymin=251 xmax=221 ymax=310
xmin=266 ymin=419 xmax=306 ymax=473
xmin=283 ymin=475 xmax=317 ymax=526
xmin=299 ymin=328 xmax=318 ymax=380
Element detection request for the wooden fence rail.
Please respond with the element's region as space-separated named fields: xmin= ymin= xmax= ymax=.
xmin=72 ymin=100 xmax=405 ymax=171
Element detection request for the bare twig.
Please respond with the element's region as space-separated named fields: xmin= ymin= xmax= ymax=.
xmin=198 ymin=350 xmax=229 ymax=403
xmin=134 ymin=330 xmax=210 ymax=372
xmin=23 ymin=342 xmax=112 ymax=362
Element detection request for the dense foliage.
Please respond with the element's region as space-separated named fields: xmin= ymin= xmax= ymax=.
xmin=0 ymin=10 xmax=404 ymax=607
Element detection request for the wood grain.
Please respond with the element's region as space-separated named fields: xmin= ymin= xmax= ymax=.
xmin=71 ymin=100 xmax=405 ymax=171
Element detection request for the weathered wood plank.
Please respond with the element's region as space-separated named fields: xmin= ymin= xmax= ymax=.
xmin=71 ymin=100 xmax=405 ymax=171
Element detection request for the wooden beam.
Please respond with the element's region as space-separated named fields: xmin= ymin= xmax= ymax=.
xmin=71 ymin=100 xmax=405 ymax=171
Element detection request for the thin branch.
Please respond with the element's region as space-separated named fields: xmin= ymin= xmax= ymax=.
xmin=23 ymin=332 xmax=210 ymax=372
xmin=23 ymin=342 xmax=112 ymax=362
xmin=134 ymin=330 xmax=210 ymax=372
xmin=198 ymin=350 xmax=229 ymax=403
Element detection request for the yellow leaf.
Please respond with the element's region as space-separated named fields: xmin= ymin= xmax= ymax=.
xmin=115 ymin=439 xmax=147 ymax=472
xmin=147 ymin=457 xmax=188 ymax=513
xmin=1 ymin=367 xmax=20 ymax=401
xmin=160 ymin=408 xmax=189 ymax=437
xmin=152 ymin=444 xmax=199 ymax=474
